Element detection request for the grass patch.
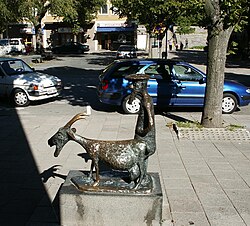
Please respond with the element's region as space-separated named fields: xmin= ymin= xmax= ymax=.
xmin=166 ymin=120 xmax=203 ymax=129
xmin=190 ymin=46 xmax=206 ymax=50
xmin=226 ymin=124 xmax=245 ymax=131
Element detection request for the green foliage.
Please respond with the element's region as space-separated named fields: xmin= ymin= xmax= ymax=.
xmin=0 ymin=0 xmax=25 ymax=31
xmin=111 ymin=0 xmax=205 ymax=33
xmin=190 ymin=46 xmax=206 ymax=50
xmin=175 ymin=120 xmax=203 ymax=129
xmin=176 ymin=25 xmax=195 ymax=35
xmin=226 ymin=124 xmax=245 ymax=131
xmin=0 ymin=0 xmax=105 ymax=33
xmin=111 ymin=0 xmax=249 ymax=35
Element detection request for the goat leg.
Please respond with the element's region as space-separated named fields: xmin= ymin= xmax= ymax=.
xmin=92 ymin=160 xmax=100 ymax=187
xmin=89 ymin=160 xmax=94 ymax=180
xmin=133 ymin=160 xmax=146 ymax=190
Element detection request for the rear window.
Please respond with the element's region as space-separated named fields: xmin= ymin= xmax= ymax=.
xmin=110 ymin=64 xmax=144 ymax=78
xmin=118 ymin=46 xmax=135 ymax=51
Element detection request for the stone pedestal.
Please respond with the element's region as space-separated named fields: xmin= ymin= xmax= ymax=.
xmin=60 ymin=170 xmax=163 ymax=226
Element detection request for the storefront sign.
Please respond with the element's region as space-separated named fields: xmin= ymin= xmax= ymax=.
xmin=58 ymin=27 xmax=72 ymax=33
xmin=97 ymin=22 xmax=127 ymax=27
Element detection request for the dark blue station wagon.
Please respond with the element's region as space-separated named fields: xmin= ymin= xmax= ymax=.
xmin=98 ymin=59 xmax=250 ymax=114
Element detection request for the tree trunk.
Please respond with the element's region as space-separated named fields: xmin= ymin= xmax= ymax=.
xmin=201 ymin=0 xmax=234 ymax=128
xmin=201 ymin=25 xmax=233 ymax=127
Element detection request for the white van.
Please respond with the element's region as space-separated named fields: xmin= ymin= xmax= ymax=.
xmin=10 ymin=38 xmax=26 ymax=53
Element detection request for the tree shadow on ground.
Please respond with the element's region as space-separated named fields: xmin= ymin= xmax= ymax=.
xmin=170 ymin=49 xmax=250 ymax=69
xmin=86 ymin=52 xmax=116 ymax=66
xmin=37 ymin=66 xmax=120 ymax=112
xmin=0 ymin=109 xmax=57 ymax=225
xmin=169 ymin=50 xmax=208 ymax=65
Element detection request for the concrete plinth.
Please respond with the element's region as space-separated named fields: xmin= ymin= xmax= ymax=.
xmin=60 ymin=170 xmax=163 ymax=226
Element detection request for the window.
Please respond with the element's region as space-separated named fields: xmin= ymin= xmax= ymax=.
xmin=1 ymin=60 xmax=33 ymax=75
xmin=145 ymin=64 xmax=171 ymax=80
xmin=111 ymin=65 xmax=144 ymax=78
xmin=173 ymin=65 xmax=203 ymax=81
xmin=99 ymin=5 xmax=108 ymax=14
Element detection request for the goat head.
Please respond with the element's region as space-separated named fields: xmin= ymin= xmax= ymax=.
xmin=48 ymin=113 xmax=86 ymax=157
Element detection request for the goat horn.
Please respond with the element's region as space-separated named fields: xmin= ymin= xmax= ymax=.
xmin=64 ymin=113 xmax=87 ymax=128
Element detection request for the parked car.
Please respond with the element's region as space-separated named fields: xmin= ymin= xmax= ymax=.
xmin=116 ymin=45 xmax=137 ymax=59
xmin=0 ymin=58 xmax=62 ymax=107
xmin=9 ymin=38 xmax=26 ymax=54
xmin=98 ymin=59 xmax=250 ymax=114
xmin=52 ymin=42 xmax=90 ymax=54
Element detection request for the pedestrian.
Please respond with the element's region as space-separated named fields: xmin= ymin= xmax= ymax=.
xmin=185 ymin=38 xmax=188 ymax=49
xmin=168 ymin=40 xmax=172 ymax=51
xmin=180 ymin=41 xmax=184 ymax=50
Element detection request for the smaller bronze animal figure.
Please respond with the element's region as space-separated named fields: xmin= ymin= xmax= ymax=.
xmin=126 ymin=74 xmax=156 ymax=158
xmin=48 ymin=113 xmax=148 ymax=189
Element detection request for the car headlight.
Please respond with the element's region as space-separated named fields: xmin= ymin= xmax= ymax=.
xmin=246 ymin=88 xmax=250 ymax=94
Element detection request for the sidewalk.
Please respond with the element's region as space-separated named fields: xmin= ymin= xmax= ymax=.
xmin=2 ymin=103 xmax=247 ymax=226
xmin=0 ymin=52 xmax=250 ymax=225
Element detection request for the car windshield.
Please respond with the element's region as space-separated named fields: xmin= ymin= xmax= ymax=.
xmin=0 ymin=60 xmax=33 ymax=76
xmin=118 ymin=46 xmax=135 ymax=51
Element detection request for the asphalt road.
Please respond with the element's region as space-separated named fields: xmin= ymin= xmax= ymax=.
xmin=29 ymin=51 xmax=250 ymax=115
xmin=0 ymin=50 xmax=250 ymax=115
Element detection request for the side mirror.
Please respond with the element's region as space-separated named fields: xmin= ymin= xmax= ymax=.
xmin=199 ymin=77 xmax=206 ymax=84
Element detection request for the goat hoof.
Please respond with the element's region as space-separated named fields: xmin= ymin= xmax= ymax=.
xmin=133 ymin=184 xmax=140 ymax=190
xmin=93 ymin=181 xmax=99 ymax=187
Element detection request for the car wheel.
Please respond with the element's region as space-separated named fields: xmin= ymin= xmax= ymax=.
xmin=122 ymin=95 xmax=141 ymax=114
xmin=222 ymin=93 xmax=237 ymax=114
xmin=13 ymin=89 xmax=30 ymax=107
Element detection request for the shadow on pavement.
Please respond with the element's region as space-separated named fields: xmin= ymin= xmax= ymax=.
xmin=0 ymin=110 xmax=58 ymax=225
xmin=170 ymin=49 xmax=250 ymax=69
xmin=39 ymin=66 xmax=120 ymax=113
xmin=86 ymin=52 xmax=116 ymax=66
xmin=168 ymin=50 xmax=208 ymax=65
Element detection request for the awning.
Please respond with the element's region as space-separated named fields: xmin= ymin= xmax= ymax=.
xmin=97 ymin=27 xmax=135 ymax=32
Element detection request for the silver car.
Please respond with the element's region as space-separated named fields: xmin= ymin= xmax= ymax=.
xmin=116 ymin=45 xmax=137 ymax=59
xmin=0 ymin=57 xmax=62 ymax=106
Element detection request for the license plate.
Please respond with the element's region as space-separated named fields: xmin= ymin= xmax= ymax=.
xmin=47 ymin=87 xmax=57 ymax=94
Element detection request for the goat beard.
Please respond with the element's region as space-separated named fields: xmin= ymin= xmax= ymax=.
xmin=53 ymin=141 xmax=66 ymax=157
xmin=54 ymin=147 xmax=61 ymax=157
xmin=48 ymin=138 xmax=63 ymax=157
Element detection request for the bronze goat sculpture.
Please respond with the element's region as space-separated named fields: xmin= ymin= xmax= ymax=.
xmin=48 ymin=113 xmax=148 ymax=189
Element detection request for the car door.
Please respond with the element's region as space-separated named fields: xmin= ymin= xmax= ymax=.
xmin=144 ymin=63 xmax=177 ymax=106
xmin=172 ymin=64 xmax=206 ymax=106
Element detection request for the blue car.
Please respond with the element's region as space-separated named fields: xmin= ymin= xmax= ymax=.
xmin=98 ymin=59 xmax=250 ymax=114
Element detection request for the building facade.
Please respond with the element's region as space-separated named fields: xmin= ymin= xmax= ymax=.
xmin=86 ymin=0 xmax=137 ymax=51
xmin=3 ymin=1 xmax=209 ymax=53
